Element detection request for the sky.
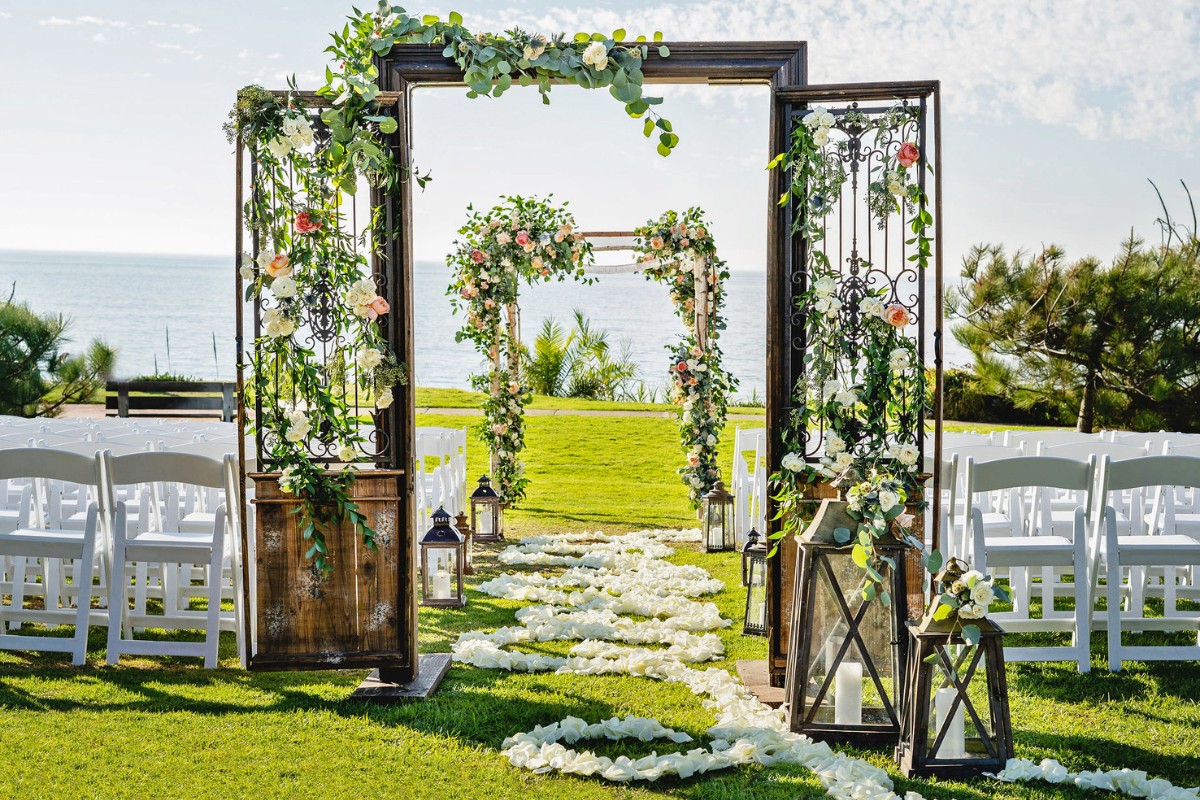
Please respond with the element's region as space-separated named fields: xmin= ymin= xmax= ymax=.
xmin=0 ymin=0 xmax=1197 ymax=274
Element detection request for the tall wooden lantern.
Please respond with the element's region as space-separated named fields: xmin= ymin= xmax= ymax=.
xmin=470 ymin=475 xmax=503 ymax=543
xmin=896 ymin=618 xmax=1013 ymax=778
xmin=234 ymin=88 xmax=419 ymax=686
xmin=784 ymin=500 xmax=912 ymax=746
xmin=766 ymin=82 xmax=944 ymax=688
xmin=702 ymin=480 xmax=735 ymax=552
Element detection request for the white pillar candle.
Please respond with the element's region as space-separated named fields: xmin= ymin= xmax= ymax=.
xmin=834 ymin=661 xmax=863 ymax=725
xmin=433 ymin=568 xmax=451 ymax=600
xmin=477 ymin=510 xmax=493 ymax=537
xmin=934 ymin=687 xmax=967 ymax=758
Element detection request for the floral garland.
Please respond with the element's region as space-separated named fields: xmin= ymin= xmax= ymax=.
xmin=227 ymin=87 xmax=407 ymax=571
xmin=769 ymin=102 xmax=938 ymax=595
xmin=446 ymin=196 xmax=592 ymax=504
xmin=319 ymin=2 xmax=679 ymax=194
xmin=633 ymin=209 xmax=737 ymax=505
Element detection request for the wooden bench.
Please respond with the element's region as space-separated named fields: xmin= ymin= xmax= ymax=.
xmin=105 ymin=381 xmax=235 ymax=422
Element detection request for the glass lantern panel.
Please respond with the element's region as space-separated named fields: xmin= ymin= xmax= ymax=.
xmin=802 ymin=551 xmax=896 ymax=725
xmin=747 ymin=568 xmax=767 ymax=629
xmin=475 ymin=503 xmax=494 ymax=537
xmin=425 ymin=547 xmax=457 ymax=600
xmin=706 ymin=504 xmax=726 ymax=548
xmin=924 ymin=644 xmax=995 ymax=760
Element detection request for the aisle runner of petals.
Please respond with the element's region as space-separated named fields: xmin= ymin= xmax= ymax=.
xmin=450 ymin=529 xmax=1200 ymax=799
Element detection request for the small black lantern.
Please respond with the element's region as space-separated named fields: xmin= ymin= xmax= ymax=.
xmin=419 ymin=506 xmax=466 ymax=608
xmin=784 ymin=499 xmax=912 ymax=747
xmin=742 ymin=530 xmax=768 ymax=637
xmin=470 ymin=474 xmax=503 ymax=543
xmin=454 ymin=510 xmax=474 ymax=575
xmin=896 ymin=618 xmax=1013 ymax=778
xmin=702 ymin=480 xmax=735 ymax=552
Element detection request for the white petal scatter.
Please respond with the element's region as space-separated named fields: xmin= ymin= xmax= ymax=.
xmin=454 ymin=528 xmax=1195 ymax=800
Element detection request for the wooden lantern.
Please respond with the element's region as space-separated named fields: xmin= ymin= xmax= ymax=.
xmin=896 ymin=618 xmax=1013 ymax=778
xmin=419 ymin=506 xmax=466 ymax=608
xmin=784 ymin=499 xmax=912 ymax=747
xmin=742 ymin=530 xmax=768 ymax=637
xmin=470 ymin=475 xmax=503 ymax=543
xmin=702 ymin=480 xmax=735 ymax=552
xmin=454 ymin=510 xmax=474 ymax=575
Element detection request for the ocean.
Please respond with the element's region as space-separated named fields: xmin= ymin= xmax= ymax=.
xmin=0 ymin=250 xmax=968 ymax=399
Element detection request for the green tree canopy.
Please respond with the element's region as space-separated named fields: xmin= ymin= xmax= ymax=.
xmin=0 ymin=293 xmax=115 ymax=417
xmin=947 ymin=235 xmax=1200 ymax=433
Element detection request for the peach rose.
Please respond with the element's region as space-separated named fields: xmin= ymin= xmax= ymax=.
xmin=265 ymin=253 xmax=291 ymax=279
xmin=676 ymin=361 xmax=688 ymax=373
xmin=897 ymin=142 xmax=920 ymax=168
xmin=366 ymin=295 xmax=390 ymax=320
xmin=650 ymin=236 xmax=665 ymax=250
xmin=883 ymin=304 xmax=911 ymax=328
xmin=294 ymin=211 xmax=322 ymax=234
xmin=470 ymin=249 xmax=485 ymax=263
xmin=515 ymin=230 xmax=531 ymax=247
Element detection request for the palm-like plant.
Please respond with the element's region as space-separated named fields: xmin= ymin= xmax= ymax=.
xmin=522 ymin=309 xmax=638 ymax=400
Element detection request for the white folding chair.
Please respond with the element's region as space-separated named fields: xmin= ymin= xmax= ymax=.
xmin=966 ymin=455 xmax=1094 ymax=672
xmin=1096 ymin=456 xmax=1200 ymax=671
xmin=0 ymin=448 xmax=104 ymax=665
xmin=104 ymin=451 xmax=242 ymax=668
xmin=1003 ymin=430 xmax=1103 ymax=450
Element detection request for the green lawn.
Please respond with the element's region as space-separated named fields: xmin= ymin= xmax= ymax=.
xmin=0 ymin=410 xmax=1191 ymax=800
xmin=416 ymin=386 xmax=766 ymax=415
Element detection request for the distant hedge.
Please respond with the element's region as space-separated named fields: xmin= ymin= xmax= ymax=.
xmin=939 ymin=368 xmax=1063 ymax=427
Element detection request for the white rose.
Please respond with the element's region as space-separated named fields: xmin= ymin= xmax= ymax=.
xmin=962 ymin=569 xmax=984 ymax=588
xmin=894 ymin=443 xmax=919 ymax=466
xmin=239 ymin=264 xmax=256 ymax=280
xmin=834 ymin=388 xmax=857 ymax=408
xmin=824 ymin=432 xmax=845 ymax=455
xmin=282 ymin=116 xmax=301 ymax=137
xmin=888 ymin=347 xmax=911 ymax=372
xmin=802 ymin=109 xmax=820 ymax=128
xmin=819 ymin=111 xmax=835 ymax=128
xmin=581 ymin=41 xmax=609 ymax=71
xmin=284 ymin=411 xmax=310 ymax=443
xmin=812 ymin=276 xmax=837 ymax=296
xmin=888 ymin=180 xmax=905 ymax=196
xmin=781 ymin=453 xmax=805 ymax=472
xmin=957 ymin=602 xmax=984 ymax=620
xmin=859 ymin=296 xmax=885 ymax=318
xmin=812 ymin=129 xmax=830 ymax=147
xmin=375 ymin=391 xmax=394 ymax=410
xmin=263 ymin=308 xmax=294 ymax=338
xmin=256 ymin=251 xmax=272 ymax=269
xmin=814 ymin=295 xmax=842 ymax=317
xmin=821 ymin=379 xmax=841 ymax=399
xmin=266 ymin=135 xmax=292 ymax=159
xmin=337 ymin=443 xmax=357 ymax=462
xmin=971 ymin=582 xmax=995 ymax=606
xmin=357 ymin=347 xmax=383 ymax=371
xmin=878 ymin=489 xmax=900 ymax=512
xmin=288 ymin=132 xmax=307 ymax=150
xmin=833 ymin=452 xmax=854 ymax=471
xmin=270 ymin=276 xmax=297 ymax=299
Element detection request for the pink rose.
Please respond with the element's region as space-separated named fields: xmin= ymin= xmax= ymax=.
xmin=294 ymin=211 xmax=322 ymax=234
xmin=484 ymin=298 xmax=496 ymax=309
xmin=897 ymin=142 xmax=920 ymax=168
xmin=883 ymin=304 xmax=911 ymax=328
xmin=366 ymin=295 xmax=390 ymax=320
xmin=680 ymin=239 xmax=690 ymax=247
xmin=515 ymin=230 xmax=531 ymax=247
xmin=470 ymin=249 xmax=485 ymax=264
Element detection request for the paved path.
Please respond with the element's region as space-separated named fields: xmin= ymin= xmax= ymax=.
xmin=418 ymin=407 xmax=766 ymax=421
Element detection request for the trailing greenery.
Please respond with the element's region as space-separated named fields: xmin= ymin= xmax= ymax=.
xmin=522 ymin=311 xmax=639 ymax=401
xmin=0 ymin=295 xmax=115 ymax=418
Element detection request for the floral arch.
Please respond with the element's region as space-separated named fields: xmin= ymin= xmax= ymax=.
xmin=446 ymin=197 xmax=736 ymax=506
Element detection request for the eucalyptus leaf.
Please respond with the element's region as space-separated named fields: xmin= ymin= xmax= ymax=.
xmin=961 ymin=624 xmax=981 ymax=646
xmin=658 ymin=45 xmax=670 ymax=57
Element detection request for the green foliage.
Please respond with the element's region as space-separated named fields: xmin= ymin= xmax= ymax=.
xmin=947 ymin=233 xmax=1200 ymax=433
xmin=131 ymin=372 xmax=202 ymax=382
xmin=940 ymin=367 xmax=1063 ymax=426
xmin=522 ymin=310 xmax=639 ymax=400
xmin=0 ymin=294 xmax=115 ymax=417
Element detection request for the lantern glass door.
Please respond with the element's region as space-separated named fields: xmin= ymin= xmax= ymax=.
xmin=923 ymin=646 xmax=993 ymax=762
xmin=474 ymin=503 xmax=494 ymax=538
xmin=744 ymin=555 xmax=767 ymax=636
xmin=801 ymin=550 xmax=898 ymax=729
xmin=424 ymin=547 xmax=458 ymax=601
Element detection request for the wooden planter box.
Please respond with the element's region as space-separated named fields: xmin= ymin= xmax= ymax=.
xmin=245 ymin=470 xmax=418 ymax=680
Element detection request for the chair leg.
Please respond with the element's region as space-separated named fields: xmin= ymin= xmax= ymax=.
xmin=204 ymin=551 xmax=222 ymax=669
xmin=106 ymin=536 xmax=129 ymax=666
xmin=1107 ymin=543 xmax=1122 ymax=673
xmin=1075 ymin=542 xmax=1091 ymax=673
xmin=9 ymin=556 xmax=26 ymax=631
xmin=73 ymin=542 xmax=96 ymax=667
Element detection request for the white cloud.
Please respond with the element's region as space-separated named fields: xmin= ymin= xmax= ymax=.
xmin=40 ymin=15 xmax=128 ymax=28
xmin=0 ymin=12 xmax=12 ymax=20
xmin=92 ymin=33 xmax=105 ymax=43
xmin=237 ymin=49 xmax=250 ymax=59
xmin=466 ymin=0 xmax=1200 ymax=149
xmin=154 ymin=41 xmax=201 ymax=60
xmin=147 ymin=20 xmax=202 ymax=34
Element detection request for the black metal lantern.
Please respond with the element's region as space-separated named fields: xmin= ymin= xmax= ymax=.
xmin=784 ymin=499 xmax=912 ymax=747
xmin=419 ymin=506 xmax=466 ymax=608
xmin=896 ymin=618 xmax=1013 ymax=778
xmin=454 ymin=510 xmax=474 ymax=575
xmin=470 ymin=474 xmax=503 ymax=543
xmin=742 ymin=530 xmax=768 ymax=637
xmin=702 ymin=480 xmax=735 ymax=552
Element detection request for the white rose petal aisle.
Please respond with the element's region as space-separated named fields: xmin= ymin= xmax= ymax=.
xmin=450 ymin=529 xmax=1200 ymax=799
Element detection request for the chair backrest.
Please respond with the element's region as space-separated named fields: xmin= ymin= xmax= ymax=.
xmin=1003 ymin=429 xmax=1101 ymax=449
xmin=164 ymin=441 xmax=236 ymax=460
xmin=1042 ymin=441 xmax=1149 ymax=462
xmin=943 ymin=444 xmax=1022 ymax=463
xmin=0 ymin=447 xmax=101 ymax=485
xmin=101 ymin=451 xmax=237 ymax=533
xmin=966 ymin=455 xmax=1095 ymax=496
xmin=1101 ymin=455 xmax=1200 ymax=494
xmin=1167 ymin=443 xmax=1200 ymax=458
xmin=50 ymin=440 xmax=151 ymax=458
